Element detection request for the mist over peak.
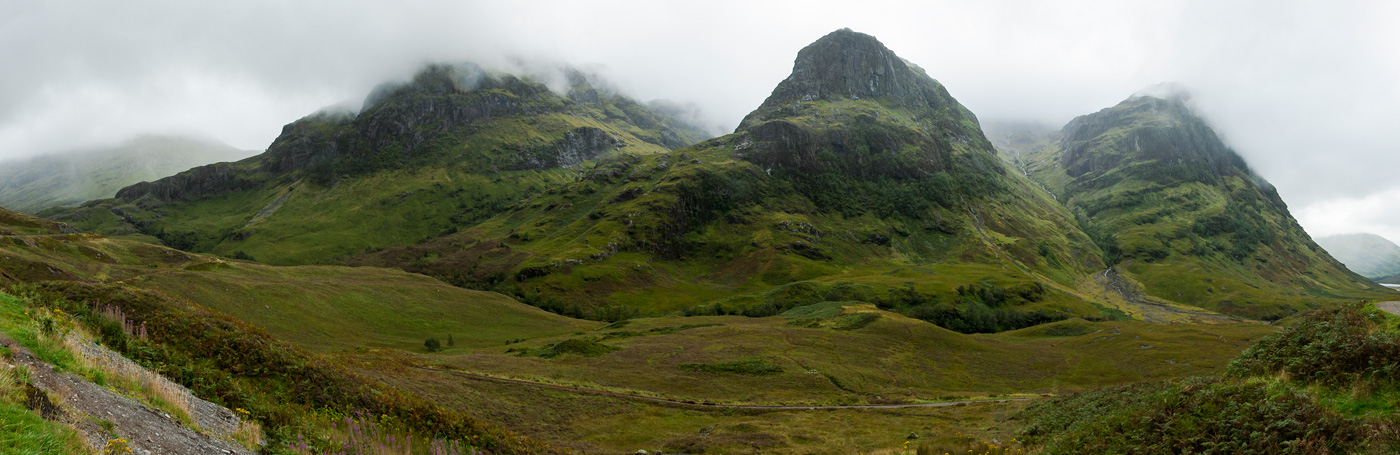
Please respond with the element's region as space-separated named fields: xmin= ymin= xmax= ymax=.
xmin=1131 ymin=82 xmax=1193 ymax=103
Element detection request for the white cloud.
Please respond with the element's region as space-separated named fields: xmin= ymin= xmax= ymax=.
xmin=1297 ymin=186 xmax=1400 ymax=245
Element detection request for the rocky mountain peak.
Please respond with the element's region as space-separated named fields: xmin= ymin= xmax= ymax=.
xmin=1059 ymin=89 xmax=1249 ymax=179
xmin=738 ymin=29 xmax=967 ymax=130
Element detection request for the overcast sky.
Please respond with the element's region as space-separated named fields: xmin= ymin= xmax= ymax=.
xmin=1 ymin=0 xmax=1398 ymax=241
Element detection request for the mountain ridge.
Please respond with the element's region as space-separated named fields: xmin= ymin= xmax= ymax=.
xmin=46 ymin=62 xmax=712 ymax=264
xmin=0 ymin=135 xmax=254 ymax=213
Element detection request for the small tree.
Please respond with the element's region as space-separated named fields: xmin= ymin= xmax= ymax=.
xmin=424 ymin=338 xmax=441 ymax=352
xmin=447 ymin=334 xmax=454 ymax=347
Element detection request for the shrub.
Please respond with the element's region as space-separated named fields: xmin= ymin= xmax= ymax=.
xmin=424 ymin=338 xmax=441 ymax=352
xmin=1017 ymin=377 xmax=1365 ymax=454
xmin=1227 ymin=302 xmax=1400 ymax=386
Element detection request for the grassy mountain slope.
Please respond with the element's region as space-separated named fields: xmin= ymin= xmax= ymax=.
xmin=999 ymin=93 xmax=1391 ymax=320
xmin=353 ymin=29 xmax=1115 ymax=332
xmin=0 ymin=209 xmax=593 ymax=452
xmin=0 ymin=213 xmax=593 ymax=353
xmin=2 ymin=200 xmax=1278 ymax=454
xmin=1316 ymin=232 xmax=1400 ymax=280
xmin=47 ymin=64 xmax=709 ymax=265
xmin=0 ymin=135 xmax=254 ymax=214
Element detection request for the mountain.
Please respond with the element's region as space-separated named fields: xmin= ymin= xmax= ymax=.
xmin=1001 ymin=89 xmax=1387 ymax=320
xmin=352 ymin=29 xmax=1113 ymax=329
xmin=1315 ymin=233 xmax=1400 ymax=280
xmin=46 ymin=64 xmax=710 ymax=264
xmin=0 ymin=135 xmax=254 ymax=213
xmin=9 ymin=29 xmax=1398 ymax=454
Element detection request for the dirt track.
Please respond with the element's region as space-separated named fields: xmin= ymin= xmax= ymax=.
xmin=1378 ymin=301 xmax=1400 ymax=317
xmin=0 ymin=335 xmax=251 ymax=455
xmin=414 ymin=366 xmax=1030 ymax=411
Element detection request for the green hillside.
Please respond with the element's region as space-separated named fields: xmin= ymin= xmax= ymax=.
xmin=46 ymin=64 xmax=710 ymax=265
xmin=0 ymin=135 xmax=254 ymax=213
xmin=1000 ymin=92 xmax=1390 ymax=320
xmin=0 ymin=205 xmax=1278 ymax=453
xmin=1316 ymin=232 xmax=1400 ymax=280
xmin=353 ymin=29 xmax=1118 ymax=332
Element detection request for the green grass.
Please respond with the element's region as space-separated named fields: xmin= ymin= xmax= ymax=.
xmin=143 ymin=260 xmax=600 ymax=352
xmin=0 ymin=233 xmax=599 ymax=353
xmin=0 ymin=293 xmax=76 ymax=371
xmin=0 ymin=401 xmax=90 ymax=454
xmin=415 ymin=306 xmax=1271 ymax=407
xmin=678 ymin=358 xmax=784 ymax=376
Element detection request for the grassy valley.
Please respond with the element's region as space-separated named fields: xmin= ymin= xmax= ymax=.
xmin=3 ymin=27 xmax=1398 ymax=455
xmin=0 ymin=207 xmax=1277 ymax=453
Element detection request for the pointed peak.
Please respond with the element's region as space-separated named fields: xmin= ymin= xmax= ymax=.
xmin=784 ymin=28 xmax=910 ymax=99
xmin=739 ymin=29 xmax=967 ymax=131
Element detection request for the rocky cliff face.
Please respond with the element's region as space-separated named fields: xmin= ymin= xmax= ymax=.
xmin=115 ymin=162 xmax=255 ymax=202
xmin=734 ymin=28 xmax=996 ymax=181
xmin=740 ymin=29 xmax=981 ymax=131
xmin=505 ymin=127 xmax=622 ymax=171
xmin=1060 ymin=94 xmax=1249 ymax=180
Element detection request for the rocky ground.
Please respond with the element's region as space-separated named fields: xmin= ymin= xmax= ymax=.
xmin=1 ymin=334 xmax=254 ymax=454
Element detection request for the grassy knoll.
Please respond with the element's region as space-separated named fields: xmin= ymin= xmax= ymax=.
xmin=0 ymin=220 xmax=597 ymax=353
xmin=142 ymin=261 xmax=599 ymax=352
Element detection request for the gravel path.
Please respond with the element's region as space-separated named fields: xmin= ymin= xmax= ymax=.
xmin=1378 ymin=301 xmax=1400 ymax=317
xmin=1 ymin=334 xmax=252 ymax=455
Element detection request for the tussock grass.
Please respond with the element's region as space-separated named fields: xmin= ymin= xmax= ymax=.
xmin=679 ymin=358 xmax=784 ymax=376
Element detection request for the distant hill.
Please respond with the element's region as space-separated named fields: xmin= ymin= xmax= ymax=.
xmin=0 ymin=135 xmax=255 ymax=213
xmin=1315 ymin=233 xmax=1400 ymax=280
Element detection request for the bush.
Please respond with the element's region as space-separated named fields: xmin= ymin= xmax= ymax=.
xmin=1227 ymin=302 xmax=1400 ymax=386
xmin=424 ymin=338 xmax=441 ymax=352
xmin=1017 ymin=377 xmax=1365 ymax=454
